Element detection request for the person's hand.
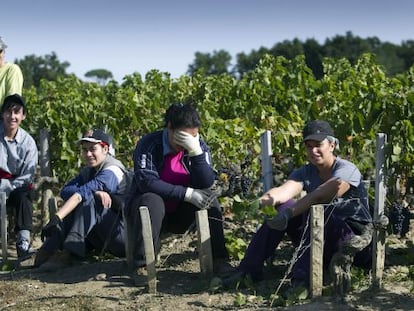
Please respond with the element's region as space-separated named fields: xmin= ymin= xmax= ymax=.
xmin=95 ymin=191 xmax=112 ymax=208
xmin=266 ymin=208 xmax=294 ymax=231
xmin=259 ymin=192 xmax=275 ymax=208
xmin=174 ymin=131 xmax=203 ymax=156
xmin=184 ymin=187 xmax=215 ymax=209
xmin=315 ymin=177 xmax=342 ymax=201
xmin=41 ymin=214 xmax=63 ymax=242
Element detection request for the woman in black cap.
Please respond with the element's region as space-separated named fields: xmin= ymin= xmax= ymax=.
xmin=222 ymin=120 xmax=373 ymax=298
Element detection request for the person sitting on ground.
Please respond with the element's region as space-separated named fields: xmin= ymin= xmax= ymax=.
xmin=222 ymin=120 xmax=373 ymax=297
xmin=35 ymin=128 xmax=132 ymax=268
xmin=0 ymin=94 xmax=38 ymax=261
xmin=126 ymin=102 xmax=231 ymax=273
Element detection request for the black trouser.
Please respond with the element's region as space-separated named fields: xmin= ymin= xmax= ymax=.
xmin=6 ymin=187 xmax=33 ymax=233
xmin=127 ymin=192 xmax=229 ymax=261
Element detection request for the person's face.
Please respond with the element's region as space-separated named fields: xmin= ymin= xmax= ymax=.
xmin=2 ymin=106 xmax=26 ymax=133
xmin=81 ymin=141 xmax=109 ymax=167
xmin=304 ymin=138 xmax=335 ymax=166
xmin=167 ymin=125 xmax=199 ymax=152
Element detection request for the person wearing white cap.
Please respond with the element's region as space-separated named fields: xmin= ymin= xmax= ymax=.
xmin=0 ymin=36 xmax=23 ymax=105
xmin=34 ymin=128 xmax=133 ymax=269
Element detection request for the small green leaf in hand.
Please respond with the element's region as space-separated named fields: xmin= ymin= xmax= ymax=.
xmin=261 ymin=205 xmax=277 ymax=217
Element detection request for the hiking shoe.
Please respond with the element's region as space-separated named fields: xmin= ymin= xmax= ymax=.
xmin=16 ymin=239 xmax=35 ymax=261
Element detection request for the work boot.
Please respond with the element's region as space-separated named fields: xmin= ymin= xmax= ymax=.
xmin=34 ymin=234 xmax=61 ymax=267
xmin=35 ymin=250 xmax=74 ymax=272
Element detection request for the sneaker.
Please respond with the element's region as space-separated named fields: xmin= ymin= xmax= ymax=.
xmin=16 ymin=239 xmax=35 ymax=261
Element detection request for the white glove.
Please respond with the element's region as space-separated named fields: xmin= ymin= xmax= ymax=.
xmin=184 ymin=187 xmax=213 ymax=209
xmin=266 ymin=208 xmax=294 ymax=231
xmin=174 ymin=131 xmax=203 ymax=156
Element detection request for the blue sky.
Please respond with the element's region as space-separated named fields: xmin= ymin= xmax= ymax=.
xmin=2 ymin=0 xmax=413 ymax=82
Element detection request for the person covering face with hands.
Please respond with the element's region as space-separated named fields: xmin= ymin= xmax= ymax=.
xmin=127 ymin=103 xmax=230 ymax=273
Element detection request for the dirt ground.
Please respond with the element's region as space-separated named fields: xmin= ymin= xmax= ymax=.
xmin=1 ymin=213 xmax=414 ymax=311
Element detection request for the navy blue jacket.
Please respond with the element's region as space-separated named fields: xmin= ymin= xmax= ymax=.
xmin=129 ymin=129 xmax=216 ymax=202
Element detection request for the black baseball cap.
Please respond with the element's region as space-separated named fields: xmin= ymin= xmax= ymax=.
xmin=77 ymin=129 xmax=112 ymax=146
xmin=303 ymin=120 xmax=334 ymax=142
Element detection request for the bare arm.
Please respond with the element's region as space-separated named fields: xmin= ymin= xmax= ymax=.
xmin=55 ymin=192 xmax=82 ymax=220
xmin=290 ymin=177 xmax=350 ymax=217
xmin=259 ymin=179 xmax=303 ymax=207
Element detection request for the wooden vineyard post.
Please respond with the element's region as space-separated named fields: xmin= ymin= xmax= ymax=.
xmin=196 ymin=209 xmax=213 ymax=274
xmin=260 ymin=130 xmax=273 ymax=192
xmin=139 ymin=206 xmax=157 ymax=294
xmin=372 ymin=133 xmax=387 ymax=289
xmin=39 ymin=129 xmax=54 ymax=226
xmin=1 ymin=192 xmax=7 ymax=261
xmin=310 ymin=204 xmax=324 ymax=297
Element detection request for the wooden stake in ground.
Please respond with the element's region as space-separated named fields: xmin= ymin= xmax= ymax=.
xmin=196 ymin=209 xmax=213 ymax=274
xmin=372 ymin=133 xmax=387 ymax=289
xmin=310 ymin=204 xmax=324 ymax=297
xmin=1 ymin=191 xmax=7 ymax=262
xmin=260 ymin=130 xmax=273 ymax=192
xmin=140 ymin=206 xmax=157 ymax=294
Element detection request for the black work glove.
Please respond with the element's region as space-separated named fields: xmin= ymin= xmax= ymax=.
xmin=110 ymin=194 xmax=125 ymax=213
xmin=41 ymin=214 xmax=63 ymax=242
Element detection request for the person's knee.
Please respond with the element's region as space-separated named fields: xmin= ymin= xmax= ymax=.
xmin=207 ymin=199 xmax=224 ymax=218
xmin=128 ymin=192 xmax=165 ymax=219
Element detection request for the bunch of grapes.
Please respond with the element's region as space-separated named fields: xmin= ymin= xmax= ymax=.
xmin=215 ymin=165 xmax=255 ymax=198
xmin=388 ymin=201 xmax=411 ymax=238
xmin=241 ymin=177 xmax=252 ymax=197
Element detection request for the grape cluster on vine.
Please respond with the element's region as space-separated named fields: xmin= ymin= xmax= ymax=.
xmin=214 ymin=163 xmax=255 ymax=198
xmin=388 ymin=201 xmax=411 ymax=238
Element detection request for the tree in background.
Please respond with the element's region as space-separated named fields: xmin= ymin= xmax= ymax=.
xmin=15 ymin=52 xmax=70 ymax=88
xmin=397 ymin=40 xmax=414 ymax=71
xmin=235 ymin=47 xmax=270 ymax=77
xmin=192 ymin=32 xmax=414 ymax=79
xmin=187 ymin=49 xmax=232 ymax=76
xmin=302 ymin=38 xmax=324 ymax=79
xmin=84 ymin=69 xmax=113 ymax=85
